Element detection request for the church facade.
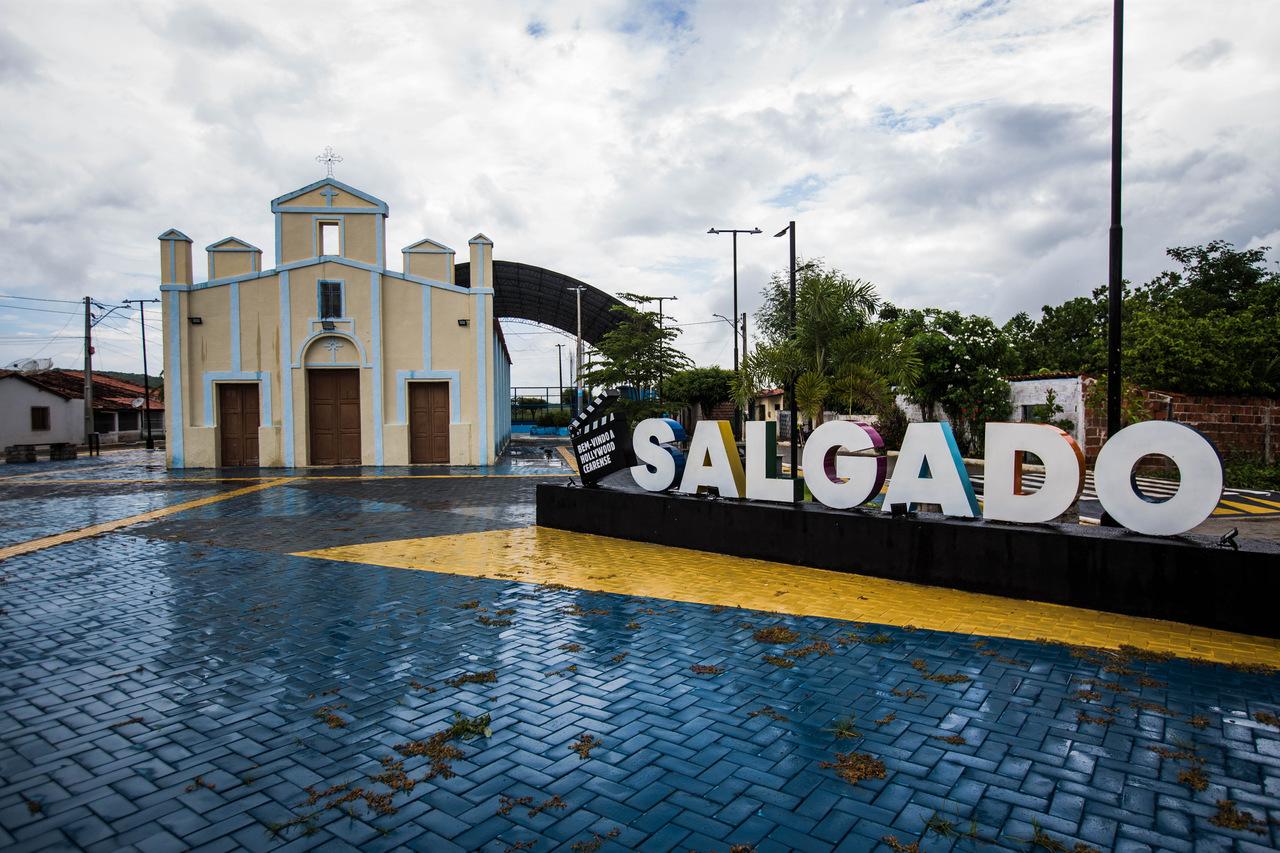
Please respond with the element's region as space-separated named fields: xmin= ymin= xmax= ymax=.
xmin=160 ymin=177 xmax=512 ymax=468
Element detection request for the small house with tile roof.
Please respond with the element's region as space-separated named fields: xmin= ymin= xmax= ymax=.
xmin=0 ymin=369 xmax=163 ymax=449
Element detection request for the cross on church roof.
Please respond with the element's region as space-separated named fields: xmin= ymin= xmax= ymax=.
xmin=315 ymin=146 xmax=343 ymax=178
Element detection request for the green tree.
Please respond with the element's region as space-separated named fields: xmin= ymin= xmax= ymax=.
xmin=892 ymin=308 xmax=1015 ymax=455
xmin=749 ymin=260 xmax=919 ymax=432
xmin=662 ymin=367 xmax=734 ymax=414
xmin=582 ymin=294 xmax=692 ymax=418
xmin=1009 ymin=241 xmax=1279 ymax=396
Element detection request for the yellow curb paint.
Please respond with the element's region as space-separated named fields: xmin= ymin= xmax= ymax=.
xmin=295 ymin=526 xmax=1280 ymax=667
xmin=0 ymin=477 xmax=274 ymax=485
xmin=557 ymin=445 xmax=579 ymax=473
xmin=0 ymin=477 xmax=299 ymax=562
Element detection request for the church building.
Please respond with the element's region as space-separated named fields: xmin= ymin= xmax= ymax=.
xmin=160 ymin=176 xmax=512 ymax=468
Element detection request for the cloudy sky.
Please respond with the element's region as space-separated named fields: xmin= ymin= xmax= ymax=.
xmin=1 ymin=0 xmax=1276 ymax=387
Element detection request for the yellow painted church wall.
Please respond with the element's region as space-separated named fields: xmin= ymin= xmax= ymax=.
xmin=162 ymin=178 xmax=504 ymax=470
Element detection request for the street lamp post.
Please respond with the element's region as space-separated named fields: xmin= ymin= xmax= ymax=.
xmin=1103 ymin=0 xmax=1125 ymax=526
xmin=567 ymin=286 xmax=585 ymax=417
xmin=650 ymin=295 xmax=677 ymax=401
xmin=123 ymin=298 xmax=160 ymax=450
xmin=555 ymin=342 xmax=565 ymax=413
xmin=774 ymin=221 xmax=798 ymax=477
xmin=708 ymin=226 xmax=761 ymax=435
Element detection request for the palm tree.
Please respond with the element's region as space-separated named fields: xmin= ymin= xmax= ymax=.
xmin=746 ymin=261 xmax=916 ymax=434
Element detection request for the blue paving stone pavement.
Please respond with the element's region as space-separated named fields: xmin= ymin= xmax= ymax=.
xmin=0 ymin=452 xmax=1278 ymax=851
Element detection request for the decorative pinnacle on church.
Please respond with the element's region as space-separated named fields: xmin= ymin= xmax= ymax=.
xmin=316 ymin=146 xmax=343 ymax=178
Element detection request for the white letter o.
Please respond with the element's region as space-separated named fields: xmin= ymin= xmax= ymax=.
xmin=1094 ymin=421 xmax=1222 ymax=536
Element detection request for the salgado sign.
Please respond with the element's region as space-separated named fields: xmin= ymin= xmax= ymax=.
xmin=630 ymin=418 xmax=1224 ymax=536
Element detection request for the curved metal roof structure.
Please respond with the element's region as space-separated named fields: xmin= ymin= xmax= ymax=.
xmin=454 ymin=260 xmax=627 ymax=345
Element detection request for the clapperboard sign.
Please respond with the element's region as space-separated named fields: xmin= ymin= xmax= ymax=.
xmin=569 ymin=393 xmax=635 ymax=486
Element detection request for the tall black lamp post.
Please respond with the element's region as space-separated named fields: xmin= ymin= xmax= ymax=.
xmin=1103 ymin=0 xmax=1125 ymax=525
xmin=708 ymin=227 xmax=761 ymax=435
xmin=774 ymin=221 xmax=798 ymax=477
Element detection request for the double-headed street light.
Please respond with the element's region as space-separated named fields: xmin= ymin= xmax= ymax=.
xmin=708 ymin=226 xmax=761 ymax=435
xmin=651 ymin=295 xmax=677 ymax=400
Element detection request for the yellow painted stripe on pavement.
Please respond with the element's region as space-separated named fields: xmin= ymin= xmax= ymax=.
xmin=557 ymin=445 xmax=579 ymax=472
xmin=0 ymin=477 xmax=273 ymax=485
xmin=0 ymin=477 xmax=298 ymax=562
xmin=295 ymin=526 xmax=1280 ymax=667
xmin=1218 ymin=499 xmax=1275 ymax=515
xmin=1242 ymin=496 xmax=1280 ymax=511
xmin=0 ymin=473 xmax=569 ymax=486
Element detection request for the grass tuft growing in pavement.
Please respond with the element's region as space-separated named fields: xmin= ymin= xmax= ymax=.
xmin=313 ymin=703 xmax=348 ymax=728
xmin=394 ymin=712 xmax=492 ymax=780
xmin=819 ymin=751 xmax=886 ymax=785
xmin=497 ymin=795 xmax=534 ymax=816
xmin=527 ymin=794 xmax=567 ymax=817
xmin=748 ymin=705 xmax=788 ymax=722
xmin=1009 ymin=819 xmax=1102 ymax=852
xmin=752 ymin=626 xmax=799 ymax=644
xmin=1254 ymin=710 xmax=1280 ymax=728
xmin=445 ymin=670 xmax=498 ymax=688
xmin=785 ymin=640 xmax=833 ymax=659
xmin=569 ymin=733 xmax=602 ymax=759
xmin=826 ymin=716 xmax=861 ymax=739
xmin=1209 ymin=800 xmax=1267 ymax=835
xmin=570 ymin=827 xmax=620 ymax=852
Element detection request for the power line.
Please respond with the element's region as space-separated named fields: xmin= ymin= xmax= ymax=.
xmin=0 ymin=294 xmax=83 ymax=305
xmin=0 ymin=303 xmax=83 ymax=316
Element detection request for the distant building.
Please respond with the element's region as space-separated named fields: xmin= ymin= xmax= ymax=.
xmin=754 ymin=388 xmax=784 ymax=422
xmin=159 ymin=177 xmax=512 ymax=468
xmin=0 ymin=370 xmax=163 ymax=448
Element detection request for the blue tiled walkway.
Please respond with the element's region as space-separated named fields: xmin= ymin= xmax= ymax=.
xmin=0 ymin=460 xmax=1277 ymax=851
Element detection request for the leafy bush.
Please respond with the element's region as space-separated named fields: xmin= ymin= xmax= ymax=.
xmin=1222 ymin=457 xmax=1280 ymax=491
xmin=873 ymin=403 xmax=908 ymax=451
xmin=534 ymin=409 xmax=571 ymax=427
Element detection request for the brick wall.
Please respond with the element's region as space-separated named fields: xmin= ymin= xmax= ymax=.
xmin=1081 ymin=376 xmax=1278 ymax=463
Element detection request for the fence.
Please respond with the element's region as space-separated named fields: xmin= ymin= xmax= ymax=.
xmin=511 ymin=387 xmax=574 ymax=426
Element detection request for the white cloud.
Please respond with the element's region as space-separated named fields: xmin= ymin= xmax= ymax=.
xmin=0 ymin=0 xmax=1275 ymax=387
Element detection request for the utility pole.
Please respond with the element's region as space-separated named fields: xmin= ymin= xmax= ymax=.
xmin=567 ymin=286 xmax=585 ymax=417
xmin=83 ymin=296 xmax=94 ymax=445
xmin=709 ymin=227 xmax=761 ymax=437
xmin=124 ymin=298 xmax=161 ymax=450
xmin=774 ymin=221 xmax=798 ymax=476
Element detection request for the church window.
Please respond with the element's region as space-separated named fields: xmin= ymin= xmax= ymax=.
xmin=318 ymin=221 xmax=340 ymax=256
xmin=318 ymin=281 xmax=343 ymax=318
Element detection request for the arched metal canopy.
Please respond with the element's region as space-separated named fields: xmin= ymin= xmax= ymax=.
xmin=454 ymin=260 xmax=627 ymax=345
